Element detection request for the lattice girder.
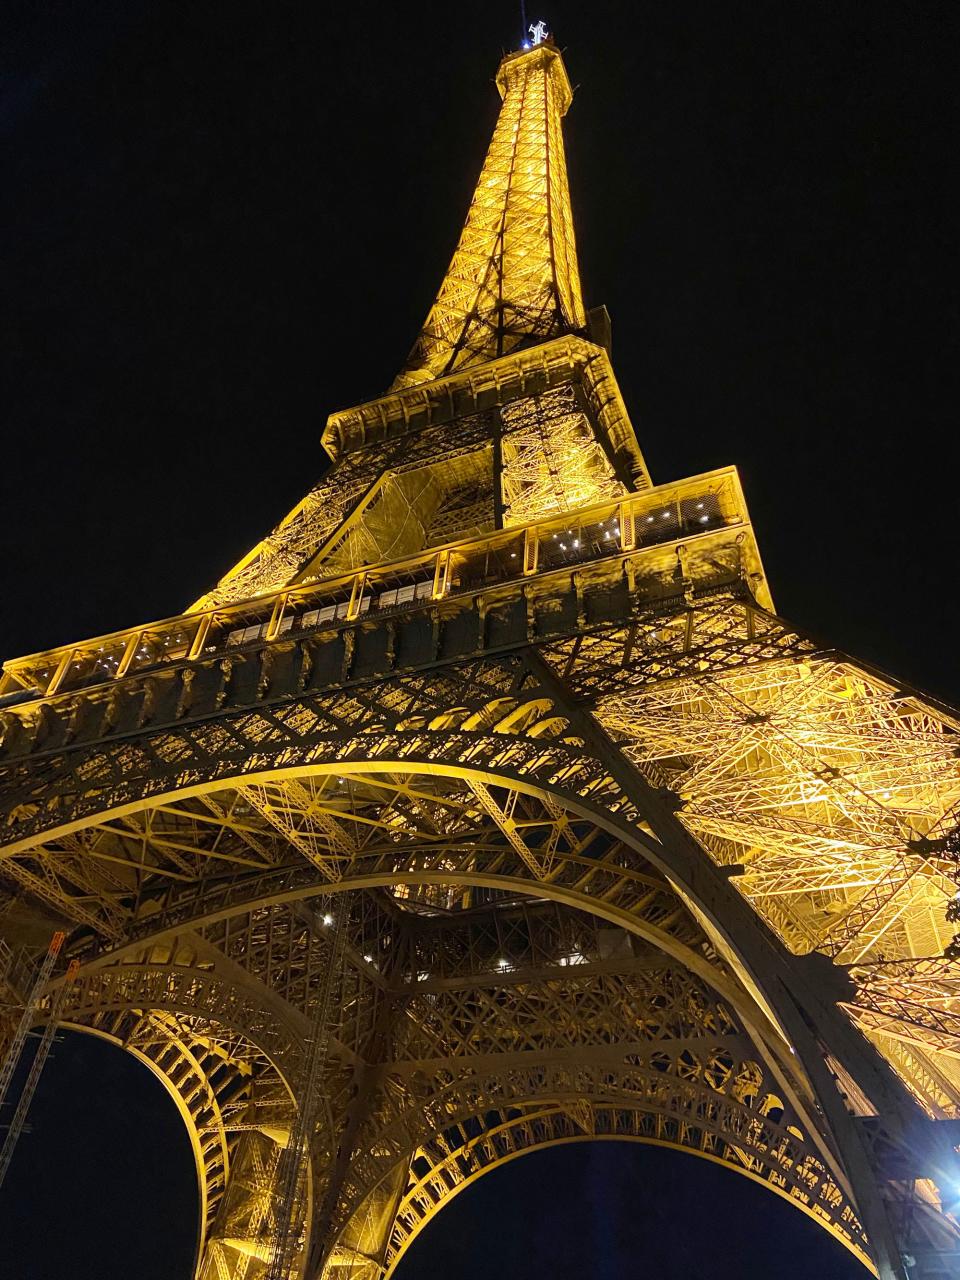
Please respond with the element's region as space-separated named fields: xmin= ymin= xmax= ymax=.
xmin=62 ymin=911 xmax=870 ymax=1276
xmin=3 ymin=635 xmax=957 ymax=1098
xmin=3 ymin=623 xmax=958 ymax=1008
xmin=3 ymin=30 xmax=960 ymax=1277
xmin=318 ymin=939 xmax=863 ymax=1245
xmin=56 ymin=1002 xmax=296 ymax=1273
xmin=391 ymin=44 xmax=585 ymax=391
xmin=329 ymin=1100 xmax=871 ymax=1280
xmin=5 ymin=624 xmax=958 ymax=1273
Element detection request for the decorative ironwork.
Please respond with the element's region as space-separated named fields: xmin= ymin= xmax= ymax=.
xmin=2 ymin=38 xmax=958 ymax=1280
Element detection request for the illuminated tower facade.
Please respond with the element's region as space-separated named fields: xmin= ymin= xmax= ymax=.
xmin=1 ymin=37 xmax=959 ymax=1280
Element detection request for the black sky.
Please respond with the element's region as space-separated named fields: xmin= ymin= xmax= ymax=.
xmin=0 ymin=0 xmax=955 ymax=1275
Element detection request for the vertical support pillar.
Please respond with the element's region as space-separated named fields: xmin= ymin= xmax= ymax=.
xmin=433 ymin=551 xmax=450 ymax=599
xmin=525 ymin=646 xmax=915 ymax=1280
xmin=492 ymin=410 xmax=505 ymax=531
xmin=189 ymin=614 xmax=214 ymax=658
xmin=45 ymin=650 xmax=75 ymax=697
xmin=618 ymin=501 xmax=635 ymax=552
xmin=523 ymin=526 xmax=539 ymax=576
xmin=347 ymin=575 xmax=367 ymax=622
xmin=116 ymin=631 xmax=142 ymax=678
xmin=266 ymin=595 xmax=288 ymax=643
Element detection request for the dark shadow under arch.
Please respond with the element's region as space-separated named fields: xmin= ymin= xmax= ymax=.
xmin=0 ymin=1030 xmax=198 ymax=1280
xmin=392 ymin=1140 xmax=869 ymax=1280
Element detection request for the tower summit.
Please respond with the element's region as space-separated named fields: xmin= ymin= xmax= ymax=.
xmin=392 ymin=42 xmax=585 ymax=388
xmin=1 ymin=35 xmax=959 ymax=1280
xmin=185 ymin=37 xmax=650 ymax=612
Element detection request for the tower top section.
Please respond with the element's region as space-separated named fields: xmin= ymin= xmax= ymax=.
xmin=391 ymin=43 xmax=586 ymax=390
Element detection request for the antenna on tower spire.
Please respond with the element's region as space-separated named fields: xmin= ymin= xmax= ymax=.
xmin=520 ymin=10 xmax=550 ymax=50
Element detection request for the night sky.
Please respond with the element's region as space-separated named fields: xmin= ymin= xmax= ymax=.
xmin=1 ymin=1 xmax=955 ymax=1275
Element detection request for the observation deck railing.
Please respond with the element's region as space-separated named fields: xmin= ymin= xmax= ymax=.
xmin=0 ymin=467 xmax=752 ymax=708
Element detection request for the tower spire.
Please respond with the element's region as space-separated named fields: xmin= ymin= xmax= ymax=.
xmin=391 ymin=42 xmax=586 ymax=390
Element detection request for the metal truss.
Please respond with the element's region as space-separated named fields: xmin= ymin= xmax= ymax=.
xmin=60 ymin=998 xmax=295 ymax=1257
xmin=846 ymin=959 xmax=960 ymax=1067
xmin=500 ymin=384 xmax=624 ymax=525
xmin=172 ymin=38 xmax=602 ymax=609
xmin=336 ymin=1097 xmax=865 ymax=1280
xmin=390 ymin=44 xmax=584 ymax=391
xmin=3 ymin=611 xmax=956 ymax=1275
xmin=2 ymin=37 xmax=959 ymax=1280
xmin=36 ymin=901 xmax=874 ymax=1278
xmin=192 ymin=412 xmax=496 ymax=609
xmin=551 ymin=602 xmax=960 ymax=1111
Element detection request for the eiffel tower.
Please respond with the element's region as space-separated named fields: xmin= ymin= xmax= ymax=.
xmin=1 ymin=34 xmax=959 ymax=1280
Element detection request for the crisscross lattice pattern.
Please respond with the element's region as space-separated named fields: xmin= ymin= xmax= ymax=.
xmin=391 ymin=45 xmax=585 ymax=390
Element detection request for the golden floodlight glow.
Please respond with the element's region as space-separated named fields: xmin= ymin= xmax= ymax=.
xmin=1 ymin=37 xmax=958 ymax=1280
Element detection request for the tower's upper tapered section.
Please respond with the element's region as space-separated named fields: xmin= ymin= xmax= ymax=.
xmin=391 ymin=43 xmax=586 ymax=390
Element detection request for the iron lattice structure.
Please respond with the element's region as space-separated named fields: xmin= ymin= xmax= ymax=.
xmin=1 ymin=39 xmax=959 ymax=1280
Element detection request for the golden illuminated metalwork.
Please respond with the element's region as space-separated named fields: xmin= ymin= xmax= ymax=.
xmin=391 ymin=44 xmax=585 ymax=390
xmin=1 ymin=37 xmax=958 ymax=1280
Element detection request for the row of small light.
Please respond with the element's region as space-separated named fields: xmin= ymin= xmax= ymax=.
xmin=61 ymin=501 xmax=718 ymax=683
xmin=498 ymin=504 xmax=714 ymax=562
